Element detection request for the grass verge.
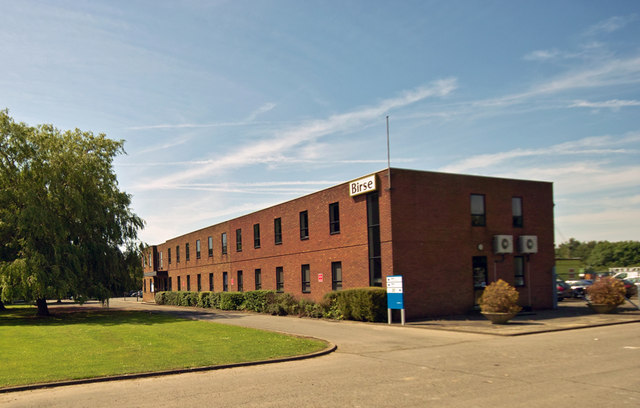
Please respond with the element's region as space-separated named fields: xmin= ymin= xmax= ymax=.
xmin=0 ymin=305 xmax=327 ymax=388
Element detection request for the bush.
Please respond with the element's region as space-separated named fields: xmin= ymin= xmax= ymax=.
xmin=155 ymin=292 xmax=166 ymax=305
xmin=243 ymin=290 xmax=276 ymax=313
xmin=219 ymin=292 xmax=245 ymax=310
xmin=267 ymin=293 xmax=299 ymax=316
xmin=322 ymin=288 xmax=387 ymax=322
xmin=586 ymin=277 xmax=626 ymax=306
xmin=479 ymin=279 xmax=522 ymax=314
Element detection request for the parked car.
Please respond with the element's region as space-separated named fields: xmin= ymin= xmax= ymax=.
xmin=618 ymin=279 xmax=638 ymax=298
xmin=556 ymin=279 xmax=573 ymax=301
xmin=566 ymin=279 xmax=593 ymax=298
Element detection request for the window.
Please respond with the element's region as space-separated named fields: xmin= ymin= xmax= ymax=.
xmin=329 ymin=202 xmax=340 ymax=234
xmin=186 ymin=275 xmax=191 ymax=291
xmin=236 ymin=229 xmax=242 ymax=252
xmin=237 ymin=270 xmax=243 ymax=292
xmin=148 ymin=253 xmax=152 ymax=267
xmin=208 ymin=236 xmax=213 ymax=257
xmin=299 ymin=211 xmax=309 ymax=240
xmin=367 ymin=192 xmax=382 ymax=287
xmin=159 ymin=251 xmax=163 ymax=269
xmin=168 ymin=247 xmax=171 ymax=265
xmin=301 ymin=264 xmax=310 ymax=293
xmin=471 ymin=194 xmax=486 ymax=226
xmin=512 ymin=197 xmax=523 ymax=228
xmin=186 ymin=243 xmax=190 ymax=261
xmin=177 ymin=276 xmax=181 ymax=291
xmin=254 ymin=224 xmax=261 ymax=248
xmin=274 ymin=218 xmax=282 ymax=245
xmin=168 ymin=277 xmax=172 ymax=291
xmin=197 ymin=274 xmax=202 ymax=292
xmin=196 ymin=239 xmax=201 ymax=259
xmin=255 ymin=269 xmax=261 ymax=290
xmin=144 ymin=279 xmax=146 ymax=293
xmin=176 ymin=245 xmax=180 ymax=263
xmin=276 ymin=267 xmax=284 ymax=292
xmin=223 ymin=272 xmax=228 ymax=292
xmin=221 ymin=233 xmax=227 ymax=255
xmin=209 ymin=273 xmax=213 ymax=291
xmin=514 ymin=256 xmax=525 ymax=287
xmin=332 ymin=262 xmax=343 ymax=291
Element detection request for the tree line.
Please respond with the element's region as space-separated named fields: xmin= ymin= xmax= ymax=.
xmin=556 ymin=238 xmax=640 ymax=272
xmin=0 ymin=110 xmax=144 ymax=315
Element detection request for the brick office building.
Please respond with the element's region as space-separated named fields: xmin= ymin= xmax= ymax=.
xmin=142 ymin=168 xmax=554 ymax=319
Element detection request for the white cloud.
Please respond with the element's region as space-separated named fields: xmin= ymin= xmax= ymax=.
xmin=585 ymin=15 xmax=637 ymax=36
xmin=138 ymin=79 xmax=457 ymax=190
xmin=569 ymin=99 xmax=640 ymax=110
xmin=523 ymin=49 xmax=560 ymax=61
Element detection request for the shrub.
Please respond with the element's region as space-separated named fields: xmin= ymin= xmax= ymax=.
xmin=196 ymin=292 xmax=211 ymax=308
xmin=267 ymin=293 xmax=299 ymax=316
xmin=322 ymin=288 xmax=387 ymax=322
xmin=479 ymin=279 xmax=522 ymax=314
xmin=155 ymin=292 xmax=166 ymax=305
xmin=243 ymin=290 xmax=276 ymax=313
xmin=586 ymin=277 xmax=626 ymax=306
xmin=208 ymin=292 xmax=221 ymax=309
xmin=219 ymin=292 xmax=245 ymax=310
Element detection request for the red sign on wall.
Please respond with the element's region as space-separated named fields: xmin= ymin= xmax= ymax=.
xmin=318 ymin=273 xmax=323 ymax=282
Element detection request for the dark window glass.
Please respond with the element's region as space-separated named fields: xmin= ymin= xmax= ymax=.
xmin=332 ymin=262 xmax=342 ymax=291
xmin=274 ymin=218 xmax=282 ymax=245
xmin=186 ymin=243 xmax=190 ymax=261
xmin=366 ymin=192 xmax=382 ymax=287
xmin=299 ymin=211 xmax=309 ymax=240
xmin=301 ymin=264 xmax=310 ymax=293
xmin=512 ymin=197 xmax=523 ymax=228
xmin=236 ymin=229 xmax=242 ymax=252
xmin=237 ymin=270 xmax=243 ymax=292
xmin=276 ymin=267 xmax=284 ymax=292
xmin=221 ymin=233 xmax=227 ymax=255
xmin=471 ymin=194 xmax=486 ymax=226
xmin=196 ymin=239 xmax=201 ymax=259
xmin=186 ymin=275 xmax=191 ymax=291
xmin=514 ymin=256 xmax=525 ymax=286
xmin=177 ymin=276 xmax=181 ymax=291
xmin=209 ymin=273 xmax=213 ymax=291
xmin=255 ymin=269 xmax=261 ymax=290
xmin=176 ymin=245 xmax=180 ymax=263
xmin=254 ymin=224 xmax=261 ymax=248
xmin=329 ymin=202 xmax=340 ymax=234
xmin=197 ymin=274 xmax=201 ymax=292
xmin=208 ymin=236 xmax=213 ymax=257
xmin=168 ymin=247 xmax=171 ymax=264
xmin=223 ymin=272 xmax=228 ymax=292
xmin=168 ymin=277 xmax=172 ymax=291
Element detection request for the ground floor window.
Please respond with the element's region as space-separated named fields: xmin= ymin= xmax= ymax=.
xmin=255 ymin=269 xmax=261 ymax=290
xmin=197 ymin=274 xmax=202 ymax=292
xmin=332 ymin=261 xmax=342 ymax=291
xmin=177 ymin=276 xmax=181 ymax=291
xmin=301 ymin=264 xmax=310 ymax=293
xmin=276 ymin=267 xmax=284 ymax=292
xmin=237 ymin=270 xmax=244 ymax=292
xmin=473 ymin=256 xmax=488 ymax=305
xmin=209 ymin=273 xmax=213 ymax=291
xmin=187 ymin=275 xmax=191 ymax=291
xmin=223 ymin=272 xmax=228 ymax=292
xmin=514 ymin=256 xmax=525 ymax=287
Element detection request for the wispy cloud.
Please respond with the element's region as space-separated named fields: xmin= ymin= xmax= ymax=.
xmin=245 ymin=102 xmax=276 ymax=122
xmin=584 ymin=15 xmax=637 ymax=36
xmin=569 ymin=99 xmax=640 ymax=110
xmin=139 ymin=79 xmax=457 ymax=190
xmin=523 ymin=49 xmax=560 ymax=61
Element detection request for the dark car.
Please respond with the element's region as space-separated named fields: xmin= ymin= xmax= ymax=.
xmin=619 ymin=279 xmax=638 ymax=298
xmin=556 ymin=279 xmax=573 ymax=301
xmin=566 ymin=279 xmax=593 ymax=299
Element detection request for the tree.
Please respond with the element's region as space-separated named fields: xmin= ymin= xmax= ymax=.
xmin=0 ymin=110 xmax=144 ymax=316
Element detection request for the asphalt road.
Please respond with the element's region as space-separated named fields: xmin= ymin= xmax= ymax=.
xmin=2 ymin=300 xmax=639 ymax=407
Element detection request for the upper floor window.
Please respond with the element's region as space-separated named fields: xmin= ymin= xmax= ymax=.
xmin=159 ymin=251 xmax=163 ymax=269
xmin=470 ymin=194 xmax=486 ymax=226
xmin=196 ymin=239 xmax=201 ymax=259
xmin=208 ymin=236 xmax=213 ymax=257
xmin=168 ymin=247 xmax=171 ymax=265
xmin=176 ymin=245 xmax=180 ymax=263
xmin=185 ymin=242 xmax=190 ymax=261
xmin=254 ymin=224 xmax=261 ymax=248
xmin=299 ymin=210 xmax=309 ymax=240
xmin=221 ymin=232 xmax=227 ymax=255
xmin=512 ymin=197 xmax=523 ymax=228
xmin=274 ymin=218 xmax=282 ymax=245
xmin=329 ymin=202 xmax=340 ymax=234
xmin=236 ymin=229 xmax=242 ymax=252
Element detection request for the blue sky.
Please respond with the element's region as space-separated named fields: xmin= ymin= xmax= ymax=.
xmin=1 ymin=0 xmax=639 ymax=245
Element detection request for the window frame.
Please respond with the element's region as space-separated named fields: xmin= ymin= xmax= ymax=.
xmin=176 ymin=245 xmax=180 ymax=263
xmin=253 ymin=223 xmax=261 ymax=249
xmin=185 ymin=242 xmax=190 ymax=261
xmin=197 ymin=273 xmax=202 ymax=292
xmin=196 ymin=239 xmax=201 ymax=259
xmin=332 ymin=261 xmax=343 ymax=291
xmin=237 ymin=270 xmax=243 ymax=292
xmin=301 ymin=264 xmax=311 ymax=293
xmin=274 ymin=217 xmax=282 ymax=245
xmin=329 ymin=202 xmax=340 ymax=234
xmin=236 ymin=228 xmax=242 ymax=252
xmin=255 ymin=269 xmax=261 ymax=290
xmin=208 ymin=273 xmax=213 ymax=291
xmin=221 ymin=233 xmax=227 ymax=255
xmin=470 ymin=194 xmax=486 ymax=227
xmin=514 ymin=256 xmax=526 ymax=287
xmin=299 ymin=210 xmax=309 ymax=240
xmin=208 ymin=236 xmax=213 ymax=257
xmin=168 ymin=247 xmax=171 ymax=265
xmin=512 ymin=197 xmax=523 ymax=228
xmin=276 ymin=267 xmax=284 ymax=293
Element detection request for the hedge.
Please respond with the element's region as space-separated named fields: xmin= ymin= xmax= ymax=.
xmin=153 ymin=287 xmax=387 ymax=322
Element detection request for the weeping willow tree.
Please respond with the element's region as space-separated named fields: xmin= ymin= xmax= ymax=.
xmin=0 ymin=110 xmax=144 ymax=316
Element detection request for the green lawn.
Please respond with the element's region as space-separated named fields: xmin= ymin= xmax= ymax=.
xmin=0 ymin=306 xmax=327 ymax=388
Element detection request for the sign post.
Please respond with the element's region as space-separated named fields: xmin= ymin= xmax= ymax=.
xmin=386 ymin=275 xmax=405 ymax=325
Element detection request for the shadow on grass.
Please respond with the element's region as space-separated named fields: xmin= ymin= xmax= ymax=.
xmin=0 ymin=307 xmax=183 ymax=327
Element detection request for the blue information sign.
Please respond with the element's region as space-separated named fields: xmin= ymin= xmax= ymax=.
xmin=386 ymin=275 xmax=404 ymax=310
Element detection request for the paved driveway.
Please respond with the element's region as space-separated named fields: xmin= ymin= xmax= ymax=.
xmin=2 ymin=299 xmax=639 ymax=407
